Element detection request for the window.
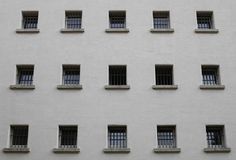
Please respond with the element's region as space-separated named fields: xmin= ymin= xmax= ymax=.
xmin=22 ymin=11 xmax=38 ymax=29
xmin=157 ymin=126 xmax=176 ymax=148
xmin=62 ymin=65 xmax=80 ymax=85
xmin=108 ymin=126 xmax=127 ymax=149
xmin=10 ymin=126 xmax=28 ymax=148
xmin=109 ymin=11 xmax=126 ymax=29
xmin=206 ymin=126 xmax=225 ymax=148
xmin=197 ymin=12 xmax=214 ymax=29
xmin=109 ymin=65 xmax=127 ymax=85
xmin=59 ymin=126 xmax=78 ymax=148
xmin=16 ymin=65 xmax=34 ymax=85
xmin=155 ymin=65 xmax=173 ymax=85
xmin=153 ymin=11 xmax=170 ymax=29
xmin=65 ymin=11 xmax=82 ymax=29
xmin=202 ymin=65 xmax=220 ymax=85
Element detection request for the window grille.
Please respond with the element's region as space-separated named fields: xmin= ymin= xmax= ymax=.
xmin=59 ymin=126 xmax=78 ymax=148
xmin=197 ymin=12 xmax=213 ymax=29
xmin=202 ymin=66 xmax=219 ymax=85
xmin=65 ymin=11 xmax=82 ymax=29
xmin=157 ymin=126 xmax=176 ymax=148
xmin=108 ymin=126 xmax=127 ymax=149
xmin=109 ymin=11 xmax=126 ymax=28
xmin=156 ymin=65 xmax=173 ymax=85
xmin=10 ymin=126 xmax=28 ymax=148
xmin=206 ymin=126 xmax=225 ymax=148
xmin=63 ymin=65 xmax=80 ymax=85
xmin=17 ymin=66 xmax=34 ymax=85
xmin=153 ymin=11 xmax=170 ymax=29
xmin=109 ymin=66 xmax=127 ymax=85
xmin=22 ymin=11 xmax=38 ymax=29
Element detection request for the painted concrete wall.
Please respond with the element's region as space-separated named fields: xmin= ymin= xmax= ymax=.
xmin=0 ymin=0 xmax=236 ymax=159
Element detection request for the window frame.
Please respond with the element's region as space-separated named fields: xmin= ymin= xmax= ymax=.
xmin=9 ymin=125 xmax=29 ymax=149
xmin=58 ymin=125 xmax=78 ymax=149
xmin=155 ymin=65 xmax=174 ymax=85
xmin=16 ymin=65 xmax=34 ymax=86
xmin=107 ymin=125 xmax=128 ymax=149
xmin=62 ymin=65 xmax=81 ymax=85
xmin=108 ymin=65 xmax=127 ymax=86
xmin=201 ymin=65 xmax=221 ymax=85
xmin=153 ymin=11 xmax=171 ymax=29
xmin=21 ymin=11 xmax=39 ymax=29
xmin=156 ymin=125 xmax=177 ymax=149
xmin=205 ymin=125 xmax=226 ymax=149
xmin=65 ymin=11 xmax=82 ymax=29
xmin=109 ymin=11 xmax=126 ymax=29
xmin=196 ymin=11 xmax=215 ymax=29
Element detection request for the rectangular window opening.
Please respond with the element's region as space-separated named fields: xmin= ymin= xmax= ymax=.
xmin=17 ymin=65 xmax=34 ymax=85
xmin=63 ymin=65 xmax=80 ymax=85
xmin=206 ymin=126 xmax=225 ymax=149
xmin=157 ymin=126 xmax=176 ymax=148
xmin=155 ymin=65 xmax=173 ymax=85
xmin=65 ymin=11 xmax=82 ymax=29
xmin=197 ymin=12 xmax=214 ymax=29
xmin=22 ymin=11 xmax=38 ymax=29
xmin=153 ymin=11 xmax=170 ymax=29
xmin=109 ymin=65 xmax=127 ymax=85
xmin=109 ymin=11 xmax=126 ymax=29
xmin=10 ymin=125 xmax=28 ymax=148
xmin=202 ymin=65 xmax=220 ymax=85
xmin=59 ymin=126 xmax=78 ymax=148
xmin=108 ymin=126 xmax=127 ymax=149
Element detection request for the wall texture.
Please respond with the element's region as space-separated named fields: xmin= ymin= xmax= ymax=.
xmin=0 ymin=0 xmax=236 ymax=159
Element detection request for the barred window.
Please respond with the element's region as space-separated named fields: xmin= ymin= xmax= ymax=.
xmin=65 ymin=11 xmax=82 ymax=29
xmin=109 ymin=65 xmax=127 ymax=85
xmin=62 ymin=65 xmax=80 ymax=85
xmin=157 ymin=126 xmax=176 ymax=148
xmin=197 ymin=12 xmax=214 ymax=29
xmin=155 ymin=65 xmax=173 ymax=85
xmin=10 ymin=126 xmax=28 ymax=148
xmin=59 ymin=126 xmax=78 ymax=148
xmin=108 ymin=126 xmax=127 ymax=149
xmin=206 ymin=126 xmax=225 ymax=148
xmin=153 ymin=11 xmax=170 ymax=29
xmin=202 ymin=65 xmax=220 ymax=85
xmin=17 ymin=65 xmax=34 ymax=85
xmin=109 ymin=11 xmax=126 ymax=28
xmin=22 ymin=11 xmax=38 ymax=29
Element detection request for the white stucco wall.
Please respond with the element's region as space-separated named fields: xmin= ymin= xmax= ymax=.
xmin=0 ymin=0 xmax=236 ymax=159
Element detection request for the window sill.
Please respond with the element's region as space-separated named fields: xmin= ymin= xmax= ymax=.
xmin=204 ymin=148 xmax=231 ymax=153
xmin=57 ymin=84 xmax=83 ymax=90
xmin=103 ymin=148 xmax=130 ymax=153
xmin=60 ymin=28 xmax=84 ymax=33
xmin=3 ymin=147 xmax=30 ymax=153
xmin=150 ymin=28 xmax=174 ymax=33
xmin=10 ymin=84 xmax=35 ymax=90
xmin=199 ymin=85 xmax=225 ymax=90
xmin=104 ymin=85 xmax=130 ymax=90
xmin=195 ymin=29 xmax=219 ymax=33
xmin=153 ymin=148 xmax=181 ymax=153
xmin=152 ymin=85 xmax=178 ymax=90
xmin=16 ymin=29 xmax=40 ymax=33
xmin=105 ymin=28 xmax=129 ymax=33
xmin=53 ymin=148 xmax=80 ymax=153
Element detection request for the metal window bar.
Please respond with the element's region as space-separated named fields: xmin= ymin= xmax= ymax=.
xmin=206 ymin=127 xmax=224 ymax=148
xmin=197 ymin=14 xmax=213 ymax=29
xmin=153 ymin=12 xmax=170 ymax=29
xmin=108 ymin=127 xmax=127 ymax=149
xmin=10 ymin=126 xmax=28 ymax=148
xmin=202 ymin=67 xmax=219 ymax=85
xmin=63 ymin=67 xmax=80 ymax=85
xmin=156 ymin=66 xmax=173 ymax=85
xmin=59 ymin=126 xmax=78 ymax=148
xmin=109 ymin=13 xmax=126 ymax=28
xmin=17 ymin=67 xmax=34 ymax=85
xmin=109 ymin=66 xmax=127 ymax=85
xmin=65 ymin=12 xmax=82 ymax=29
xmin=23 ymin=16 xmax=38 ymax=29
xmin=157 ymin=126 xmax=176 ymax=148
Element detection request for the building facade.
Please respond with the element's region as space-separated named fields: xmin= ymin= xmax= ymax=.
xmin=0 ymin=0 xmax=236 ymax=159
